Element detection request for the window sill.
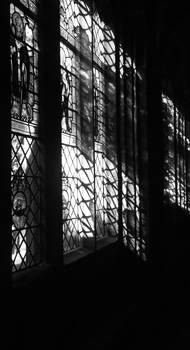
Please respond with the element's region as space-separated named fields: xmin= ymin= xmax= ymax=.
xmin=12 ymin=237 xmax=119 ymax=286
xmin=64 ymin=247 xmax=94 ymax=265
xmin=64 ymin=236 xmax=118 ymax=265
xmin=12 ymin=262 xmax=53 ymax=288
xmin=96 ymin=236 xmax=118 ymax=250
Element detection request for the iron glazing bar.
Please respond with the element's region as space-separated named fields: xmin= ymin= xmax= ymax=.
xmin=91 ymin=1 xmax=97 ymax=252
xmin=182 ymin=111 xmax=186 ymax=209
xmin=0 ymin=1 xmax=12 ymax=287
xmin=115 ymin=30 xmax=123 ymax=245
xmin=136 ymin=73 xmax=143 ymax=258
xmin=184 ymin=110 xmax=189 ymax=211
xmin=12 ymin=0 xmax=37 ymax=22
xmin=174 ymin=101 xmax=178 ymax=208
xmin=131 ymin=37 xmax=137 ymax=253
xmin=178 ymin=109 xmax=182 ymax=207
xmin=123 ymin=48 xmax=129 ymax=246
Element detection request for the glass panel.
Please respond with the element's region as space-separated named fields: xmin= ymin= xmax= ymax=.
xmin=10 ymin=3 xmax=43 ymax=272
xmin=60 ymin=0 xmax=118 ymax=254
xmin=162 ymin=95 xmax=176 ymax=204
xmin=78 ymin=58 xmax=93 ymax=158
xmin=75 ymin=0 xmax=92 ymax=54
xmin=60 ymin=0 xmax=76 ymax=42
xmin=60 ymin=0 xmax=149 ymax=257
xmin=62 ymin=144 xmax=79 ymax=251
xmin=61 ymin=0 xmax=95 ymax=253
xmin=162 ymin=94 xmax=190 ymax=211
xmin=93 ymin=12 xmax=105 ymax=66
xmin=20 ymin=0 xmax=38 ymax=15
xmin=10 ymin=4 xmax=39 ymax=130
xmin=120 ymin=45 xmax=147 ymax=259
xmin=105 ymin=78 xmax=118 ymax=236
xmin=60 ymin=41 xmax=80 ymax=252
xmin=93 ymin=68 xmax=106 ymax=239
xmin=102 ymin=27 xmax=116 ymax=73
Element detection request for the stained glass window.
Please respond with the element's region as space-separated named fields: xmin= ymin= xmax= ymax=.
xmin=60 ymin=0 xmax=118 ymax=254
xmin=59 ymin=0 xmax=149 ymax=257
xmin=120 ymin=45 xmax=147 ymax=260
xmin=162 ymin=94 xmax=190 ymax=211
xmin=11 ymin=1 xmax=43 ymax=272
xmin=93 ymin=13 xmax=118 ymax=239
xmin=20 ymin=0 xmax=38 ymax=14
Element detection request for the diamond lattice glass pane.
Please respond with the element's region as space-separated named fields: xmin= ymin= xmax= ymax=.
xmin=102 ymin=27 xmax=116 ymax=73
xmin=78 ymin=151 xmax=95 ymax=239
xmin=122 ymin=45 xmax=148 ymax=258
xmin=12 ymin=227 xmax=41 ymax=272
xmin=105 ymin=159 xmax=118 ymax=237
xmin=75 ymin=0 xmax=92 ymax=56
xmin=93 ymin=68 xmax=105 ymax=146
xmin=162 ymin=94 xmax=175 ymax=203
xmin=62 ymin=144 xmax=79 ymax=252
xmin=95 ymin=152 xmax=105 ymax=238
xmin=93 ymin=12 xmax=105 ymax=65
xmin=105 ymin=79 xmax=117 ymax=163
xmin=11 ymin=2 xmax=42 ymax=272
xmin=162 ymin=93 xmax=189 ymax=210
xmin=60 ymin=0 xmax=119 ymax=254
xmin=11 ymin=134 xmax=42 ymax=271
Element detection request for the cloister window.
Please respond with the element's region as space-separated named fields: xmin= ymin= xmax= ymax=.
xmin=60 ymin=0 xmax=118 ymax=253
xmin=60 ymin=0 xmax=148 ymax=258
xmin=9 ymin=0 xmax=149 ymax=275
xmin=120 ymin=45 xmax=148 ymax=260
xmin=11 ymin=0 xmax=44 ymax=272
xmin=162 ymin=94 xmax=190 ymax=211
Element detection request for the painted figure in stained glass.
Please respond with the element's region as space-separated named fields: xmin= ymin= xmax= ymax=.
xmin=10 ymin=10 xmax=33 ymax=122
xmin=61 ymin=68 xmax=73 ymax=132
xmin=79 ymin=59 xmax=93 ymax=158
xmin=93 ymin=84 xmax=99 ymax=140
xmin=12 ymin=169 xmax=28 ymax=227
xmin=62 ymin=171 xmax=71 ymax=222
xmin=106 ymin=109 xmax=115 ymax=159
xmin=12 ymin=135 xmax=29 ymax=254
xmin=12 ymin=167 xmax=29 ymax=255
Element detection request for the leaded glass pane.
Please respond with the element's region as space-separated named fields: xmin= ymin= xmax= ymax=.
xmin=105 ymin=158 xmax=118 ymax=236
xmin=60 ymin=0 xmax=118 ymax=254
xmin=95 ymin=152 xmax=106 ymax=238
xmin=162 ymin=95 xmax=176 ymax=204
xmin=20 ymin=0 xmax=38 ymax=14
xmin=104 ymin=76 xmax=118 ymax=236
xmin=11 ymin=2 xmax=43 ymax=272
xmin=60 ymin=43 xmax=77 ymax=134
xmin=93 ymin=68 xmax=106 ymax=239
xmin=60 ymin=0 xmax=76 ymax=42
xmin=75 ymin=0 xmax=92 ymax=54
xmin=77 ymin=152 xmax=95 ymax=242
xmin=62 ymin=145 xmax=79 ymax=251
xmin=10 ymin=4 xmax=39 ymax=130
xmin=93 ymin=12 xmax=105 ymax=66
xmin=120 ymin=45 xmax=148 ymax=259
xmin=162 ymin=94 xmax=190 ymax=211
xmin=78 ymin=58 xmax=93 ymax=158
xmin=102 ymin=27 xmax=116 ymax=73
